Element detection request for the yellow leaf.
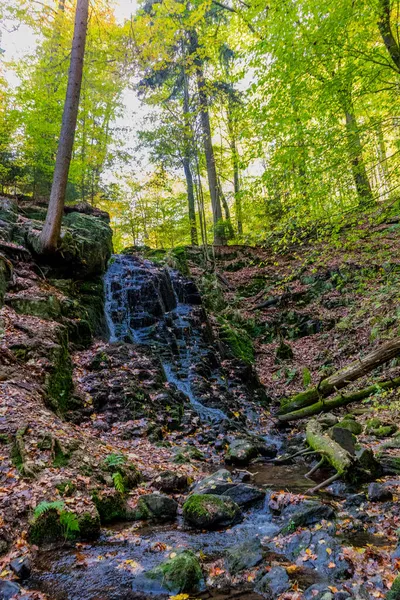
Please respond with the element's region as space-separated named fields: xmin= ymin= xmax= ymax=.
xmin=326 ymin=547 xmax=332 ymax=555
xmin=169 ymin=595 xmax=190 ymax=600
xmin=0 ymin=570 xmax=10 ymax=577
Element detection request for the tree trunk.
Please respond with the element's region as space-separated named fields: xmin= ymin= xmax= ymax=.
xmin=306 ymin=420 xmax=354 ymax=475
xmin=219 ymin=179 xmax=234 ymax=239
xmin=340 ymin=90 xmax=374 ymax=207
xmin=182 ymin=66 xmax=198 ymax=246
xmin=190 ymin=31 xmax=224 ymax=245
xmin=280 ymin=337 xmax=400 ymax=415
xmin=278 ymin=376 xmax=400 ymax=422
xmin=377 ymin=0 xmax=400 ymax=72
xmin=40 ymin=0 xmax=89 ymax=252
xmin=226 ymin=97 xmax=243 ymax=235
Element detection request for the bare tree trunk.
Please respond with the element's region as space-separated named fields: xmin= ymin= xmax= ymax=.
xmin=218 ymin=179 xmax=234 ymax=239
xmin=377 ymin=0 xmax=400 ymax=72
xmin=226 ymin=97 xmax=243 ymax=235
xmin=40 ymin=0 xmax=89 ymax=252
xmin=189 ymin=31 xmax=224 ymax=245
xmin=182 ymin=66 xmax=198 ymax=246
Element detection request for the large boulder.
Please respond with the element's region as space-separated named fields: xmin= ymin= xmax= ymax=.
xmin=221 ymin=484 xmax=265 ymax=508
xmin=183 ymin=494 xmax=243 ymax=530
xmin=281 ymin=501 xmax=335 ymax=533
xmin=136 ymin=493 xmax=178 ymax=522
xmin=152 ymin=470 xmax=190 ymax=493
xmin=192 ymin=469 xmax=234 ymax=495
xmin=25 ymin=211 xmax=113 ymax=277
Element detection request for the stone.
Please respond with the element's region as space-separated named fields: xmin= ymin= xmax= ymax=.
xmin=136 ymin=493 xmax=178 ymax=522
xmin=152 ymin=470 xmax=190 ymax=493
xmin=226 ymin=538 xmax=264 ymax=574
xmin=334 ymin=419 xmax=362 ymax=435
xmin=367 ymin=482 xmax=393 ymax=502
xmin=192 ymin=469 xmax=234 ymax=495
xmin=318 ymin=414 xmax=339 ymax=428
xmin=281 ymin=501 xmax=335 ymax=532
xmin=221 ymin=484 xmax=265 ymax=508
xmin=225 ymin=438 xmax=276 ymax=466
xmin=91 ymin=490 xmax=128 ymax=524
xmin=255 ymin=566 xmax=290 ymax=598
xmin=329 ymin=426 xmax=356 ymax=455
xmin=146 ymin=550 xmax=203 ymax=594
xmin=10 ymin=555 xmax=31 ymax=580
xmin=355 ymin=447 xmax=382 ymax=479
xmin=303 ymin=585 xmax=334 ymax=600
xmin=0 ymin=580 xmax=20 ymax=600
xmin=183 ymin=494 xmax=243 ymax=530
xmin=370 ymin=425 xmax=398 ymax=438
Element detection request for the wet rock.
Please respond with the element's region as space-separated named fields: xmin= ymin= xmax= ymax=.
xmin=174 ymin=446 xmax=205 ymax=464
xmin=226 ymin=538 xmax=264 ymax=574
xmin=355 ymin=447 xmax=382 ymax=479
xmin=254 ymin=566 xmax=290 ymax=598
xmin=136 ymin=493 xmax=178 ymax=522
xmin=147 ymin=550 xmax=203 ymax=594
xmin=225 ymin=438 xmax=276 ymax=466
xmin=192 ymin=469 xmax=234 ymax=495
xmin=10 ymin=555 xmax=31 ymax=580
xmin=329 ymin=427 xmax=356 ymax=455
xmin=367 ymin=482 xmax=393 ymax=502
xmin=221 ymin=484 xmax=265 ymax=508
xmin=0 ymin=580 xmax=20 ymax=600
xmin=303 ymin=584 xmax=334 ymax=600
xmin=343 ymin=493 xmax=366 ymax=508
xmin=183 ymin=494 xmax=243 ymax=530
xmin=281 ymin=501 xmax=335 ymax=532
xmin=272 ymin=530 xmax=351 ymax=580
xmin=92 ymin=490 xmax=128 ymax=524
xmin=152 ymin=470 xmax=190 ymax=493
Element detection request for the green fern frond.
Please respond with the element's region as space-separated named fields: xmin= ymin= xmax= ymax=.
xmin=33 ymin=500 xmax=65 ymax=519
xmin=112 ymin=471 xmax=125 ymax=493
xmin=105 ymin=453 xmax=126 ymax=468
xmin=59 ymin=510 xmax=80 ymax=537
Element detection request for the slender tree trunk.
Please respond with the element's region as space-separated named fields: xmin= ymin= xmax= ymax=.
xmin=340 ymin=90 xmax=374 ymax=207
xmin=377 ymin=0 xmax=400 ymax=72
xmin=182 ymin=66 xmax=198 ymax=245
xmin=40 ymin=0 xmax=89 ymax=252
xmin=226 ymin=98 xmax=243 ymax=235
xmin=189 ymin=31 xmax=224 ymax=245
xmin=218 ymin=179 xmax=234 ymax=238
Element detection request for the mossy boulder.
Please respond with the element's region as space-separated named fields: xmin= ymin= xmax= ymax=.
xmin=6 ymin=294 xmax=62 ymax=321
xmin=147 ymin=550 xmax=203 ymax=593
xmin=28 ymin=505 xmax=100 ymax=545
xmin=136 ymin=494 xmax=178 ymax=522
xmin=25 ymin=211 xmax=113 ymax=277
xmin=334 ymin=419 xmax=362 ymax=435
xmin=44 ymin=326 xmax=74 ymax=414
xmin=0 ymin=254 xmax=12 ymax=307
xmin=173 ymin=446 xmax=205 ymax=464
xmin=218 ymin=319 xmax=254 ymax=365
xmin=183 ymin=494 xmax=243 ymax=530
xmin=92 ymin=490 xmax=129 ymax=523
xmin=371 ymin=425 xmax=398 ymax=438
xmin=226 ymin=538 xmax=264 ymax=574
xmin=365 ymin=418 xmax=382 ymax=433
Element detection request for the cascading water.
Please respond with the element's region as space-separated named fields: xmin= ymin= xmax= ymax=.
xmin=104 ymin=254 xmax=227 ymax=422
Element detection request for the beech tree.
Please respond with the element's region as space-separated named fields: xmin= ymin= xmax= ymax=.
xmin=40 ymin=0 xmax=89 ymax=252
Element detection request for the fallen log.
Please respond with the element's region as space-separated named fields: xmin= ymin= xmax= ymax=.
xmin=278 ymin=376 xmax=400 ymax=422
xmin=280 ymin=337 xmax=400 ymax=415
xmin=305 ymin=419 xmax=354 ymax=476
xmin=251 ymin=288 xmax=307 ymax=311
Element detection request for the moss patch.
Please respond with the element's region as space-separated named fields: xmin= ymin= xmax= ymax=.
xmin=147 ymin=550 xmax=203 ymax=593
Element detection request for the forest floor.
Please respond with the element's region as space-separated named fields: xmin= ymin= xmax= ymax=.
xmin=1 ymin=209 xmax=400 ymax=599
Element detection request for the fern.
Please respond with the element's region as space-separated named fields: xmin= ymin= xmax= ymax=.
xmin=112 ymin=471 xmax=125 ymax=493
xmin=59 ymin=511 xmax=80 ymax=538
xmin=33 ymin=500 xmax=65 ymax=519
xmin=104 ymin=453 xmax=126 ymax=468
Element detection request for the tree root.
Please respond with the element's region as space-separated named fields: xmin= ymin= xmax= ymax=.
xmin=305 ymin=457 xmax=325 ymax=478
xmin=307 ymin=472 xmax=341 ymax=494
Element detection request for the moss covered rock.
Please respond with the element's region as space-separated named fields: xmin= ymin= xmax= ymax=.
xmin=183 ymin=494 xmax=243 ymax=530
xmin=147 ymin=550 xmax=203 ymax=593
xmin=28 ymin=504 xmax=100 ymax=545
xmin=387 ymin=575 xmax=400 ymax=600
xmin=91 ymin=490 xmax=128 ymax=523
xmin=25 ymin=211 xmax=112 ymax=278
xmin=136 ymin=494 xmax=178 ymax=522
xmin=335 ymin=419 xmax=362 ymax=435
xmin=219 ymin=319 xmax=254 ymax=365
xmin=225 ymin=438 xmax=276 ymax=466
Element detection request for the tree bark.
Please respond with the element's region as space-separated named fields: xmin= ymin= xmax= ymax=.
xmin=226 ymin=97 xmax=243 ymax=235
xmin=40 ymin=0 xmax=89 ymax=252
xmin=279 ymin=337 xmax=400 ymax=415
xmin=189 ymin=30 xmax=224 ymax=245
xmin=377 ymin=0 xmax=400 ymax=72
xmin=182 ymin=66 xmax=198 ymax=246
xmin=340 ymin=88 xmax=374 ymax=207
xmin=279 ymin=376 xmax=400 ymax=422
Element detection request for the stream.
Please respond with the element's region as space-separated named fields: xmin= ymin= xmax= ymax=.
xmin=25 ymin=255 xmax=387 ymax=600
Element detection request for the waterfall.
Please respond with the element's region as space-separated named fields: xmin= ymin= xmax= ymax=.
xmin=104 ymin=254 xmax=227 ymax=422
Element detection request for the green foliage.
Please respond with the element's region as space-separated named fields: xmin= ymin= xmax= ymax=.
xmin=33 ymin=500 xmax=65 ymax=519
xmin=104 ymin=453 xmax=126 ymax=468
xmin=32 ymin=500 xmax=80 ymax=540
xmin=112 ymin=471 xmax=125 ymax=494
xmin=302 ymin=368 xmax=312 ymax=388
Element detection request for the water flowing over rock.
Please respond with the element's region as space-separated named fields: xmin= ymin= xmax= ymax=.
xmin=104 ymin=254 xmax=237 ymax=422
